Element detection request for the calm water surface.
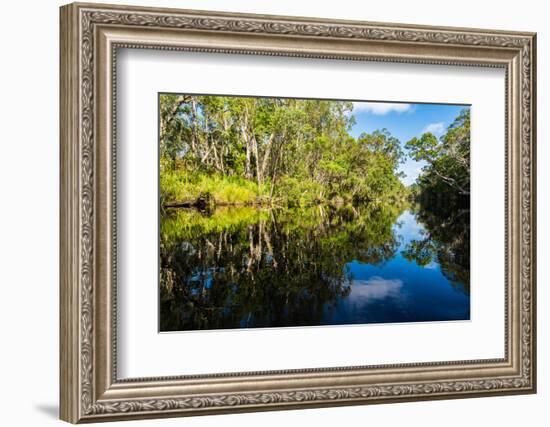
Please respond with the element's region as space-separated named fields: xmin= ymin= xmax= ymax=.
xmin=328 ymin=211 xmax=469 ymax=325
xmin=160 ymin=205 xmax=470 ymax=331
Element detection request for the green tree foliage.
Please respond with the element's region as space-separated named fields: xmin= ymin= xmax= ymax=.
xmin=160 ymin=95 xmax=407 ymax=206
xmin=402 ymin=108 xmax=471 ymax=293
xmin=405 ymin=108 xmax=470 ymax=198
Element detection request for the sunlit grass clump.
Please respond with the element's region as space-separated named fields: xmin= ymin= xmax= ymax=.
xmin=160 ymin=169 xmax=266 ymax=205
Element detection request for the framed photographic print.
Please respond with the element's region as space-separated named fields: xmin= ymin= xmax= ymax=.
xmin=60 ymin=2 xmax=537 ymax=423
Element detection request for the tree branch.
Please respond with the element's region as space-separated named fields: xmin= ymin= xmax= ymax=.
xmin=160 ymin=95 xmax=192 ymax=141
xmin=431 ymin=167 xmax=470 ymax=195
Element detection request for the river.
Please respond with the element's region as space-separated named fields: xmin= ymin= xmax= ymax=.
xmin=159 ymin=204 xmax=470 ymax=331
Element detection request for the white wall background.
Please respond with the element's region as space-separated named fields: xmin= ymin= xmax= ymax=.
xmin=0 ymin=0 xmax=545 ymax=425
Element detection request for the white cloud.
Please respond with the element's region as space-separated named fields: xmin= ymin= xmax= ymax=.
xmin=422 ymin=122 xmax=446 ymax=135
xmin=352 ymin=102 xmax=412 ymax=115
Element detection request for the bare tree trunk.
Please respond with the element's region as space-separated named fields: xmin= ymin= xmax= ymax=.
xmin=260 ymin=133 xmax=275 ymax=179
xmin=190 ymin=99 xmax=199 ymax=155
xmin=211 ymin=134 xmax=222 ymax=172
xmin=241 ymin=109 xmax=252 ymax=180
xmin=220 ymin=113 xmax=230 ymax=174
xmin=252 ymin=135 xmax=261 ymax=186
xmin=268 ymin=134 xmax=285 ymax=200
xmin=203 ymin=116 xmax=211 ymax=166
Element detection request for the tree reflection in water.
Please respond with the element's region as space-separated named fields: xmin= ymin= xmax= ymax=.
xmin=160 ymin=201 xmax=469 ymax=332
xmin=401 ymin=195 xmax=470 ymax=295
xmin=160 ymin=203 xmax=402 ymax=331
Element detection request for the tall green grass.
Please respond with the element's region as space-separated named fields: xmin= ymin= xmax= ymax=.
xmin=160 ymin=170 xmax=267 ymax=205
xmin=160 ymin=169 xmax=408 ymax=208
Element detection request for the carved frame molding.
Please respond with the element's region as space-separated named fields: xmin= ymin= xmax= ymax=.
xmin=60 ymin=2 xmax=536 ymax=423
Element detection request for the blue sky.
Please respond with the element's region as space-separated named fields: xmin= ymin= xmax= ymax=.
xmin=349 ymin=101 xmax=469 ymax=185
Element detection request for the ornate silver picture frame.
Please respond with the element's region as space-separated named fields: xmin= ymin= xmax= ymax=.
xmin=60 ymin=2 xmax=536 ymax=423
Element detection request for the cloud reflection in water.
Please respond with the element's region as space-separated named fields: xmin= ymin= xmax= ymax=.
xmin=350 ymin=276 xmax=403 ymax=302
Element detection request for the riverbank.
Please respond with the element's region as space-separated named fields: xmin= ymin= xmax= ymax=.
xmin=160 ymin=169 xmax=409 ymax=210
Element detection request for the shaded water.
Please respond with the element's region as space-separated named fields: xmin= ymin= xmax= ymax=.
xmin=159 ymin=203 xmax=469 ymax=332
